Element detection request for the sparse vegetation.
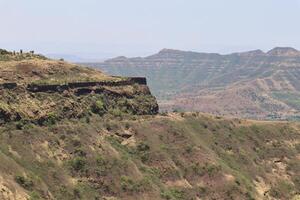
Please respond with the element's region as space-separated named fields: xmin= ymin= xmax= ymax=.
xmin=160 ymin=188 xmax=184 ymax=200
xmin=15 ymin=175 xmax=34 ymax=190
xmin=91 ymin=99 xmax=106 ymax=115
xmin=0 ymin=113 xmax=297 ymax=199
xmin=0 ymin=51 xmax=299 ymax=199
xmin=69 ymin=157 xmax=87 ymax=172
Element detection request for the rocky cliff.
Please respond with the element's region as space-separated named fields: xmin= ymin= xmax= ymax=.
xmin=0 ymin=51 xmax=158 ymax=125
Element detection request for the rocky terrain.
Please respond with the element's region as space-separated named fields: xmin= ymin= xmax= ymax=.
xmin=0 ymin=49 xmax=300 ymax=200
xmin=88 ymin=47 xmax=300 ymax=120
xmin=0 ymin=49 xmax=158 ymax=126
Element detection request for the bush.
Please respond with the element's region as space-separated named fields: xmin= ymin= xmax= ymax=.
xmin=109 ymin=108 xmax=123 ymax=118
xmin=38 ymin=112 xmax=58 ymax=126
xmin=69 ymin=157 xmax=86 ymax=171
xmin=269 ymin=181 xmax=294 ymax=199
xmin=29 ymin=191 xmax=41 ymax=200
xmin=124 ymin=122 xmax=130 ymax=130
xmin=160 ymin=188 xmax=184 ymax=200
xmin=15 ymin=175 xmax=34 ymax=190
xmin=121 ymin=176 xmax=136 ymax=192
xmin=96 ymin=155 xmax=107 ymax=166
xmin=136 ymin=142 xmax=150 ymax=163
xmin=91 ymin=100 xmax=106 ymax=116
xmin=137 ymin=142 xmax=150 ymax=152
xmin=74 ymin=148 xmax=86 ymax=157
xmin=185 ymin=163 xmax=221 ymax=178
xmin=47 ymin=112 xmax=58 ymax=124
xmin=120 ymin=176 xmax=149 ymax=193
xmin=85 ymin=116 xmax=90 ymax=123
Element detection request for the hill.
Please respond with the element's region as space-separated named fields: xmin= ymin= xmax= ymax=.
xmin=0 ymin=49 xmax=299 ymax=200
xmin=0 ymin=50 xmax=158 ymax=125
xmin=0 ymin=111 xmax=300 ymax=199
xmin=87 ymin=47 xmax=300 ymax=120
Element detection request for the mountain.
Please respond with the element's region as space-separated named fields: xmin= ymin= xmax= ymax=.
xmin=1 ymin=49 xmax=300 ymax=200
xmin=85 ymin=47 xmax=300 ymax=120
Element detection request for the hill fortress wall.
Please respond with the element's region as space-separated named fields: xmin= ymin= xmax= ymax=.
xmin=0 ymin=77 xmax=147 ymax=93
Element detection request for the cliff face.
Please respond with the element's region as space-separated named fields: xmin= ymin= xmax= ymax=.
xmin=0 ymin=55 xmax=158 ymax=125
xmin=87 ymin=47 xmax=300 ymax=120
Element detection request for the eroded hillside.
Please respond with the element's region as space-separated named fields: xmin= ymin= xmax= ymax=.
xmin=88 ymin=47 xmax=300 ymax=120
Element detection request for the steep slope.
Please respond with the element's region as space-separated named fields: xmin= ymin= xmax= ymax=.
xmin=0 ymin=112 xmax=300 ymax=200
xmin=0 ymin=51 xmax=158 ymax=125
xmin=87 ymin=47 xmax=300 ymax=120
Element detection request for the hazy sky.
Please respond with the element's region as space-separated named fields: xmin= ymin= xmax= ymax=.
xmin=1 ymin=0 xmax=300 ymax=59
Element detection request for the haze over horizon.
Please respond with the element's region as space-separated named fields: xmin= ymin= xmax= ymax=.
xmin=1 ymin=0 xmax=300 ymax=61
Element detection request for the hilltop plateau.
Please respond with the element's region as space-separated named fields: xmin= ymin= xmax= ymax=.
xmin=0 ymin=49 xmax=158 ymax=125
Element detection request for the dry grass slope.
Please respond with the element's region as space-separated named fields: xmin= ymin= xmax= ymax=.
xmin=0 ymin=113 xmax=299 ymax=200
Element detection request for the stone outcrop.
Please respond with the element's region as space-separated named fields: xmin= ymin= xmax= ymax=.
xmin=27 ymin=77 xmax=147 ymax=93
xmin=0 ymin=76 xmax=158 ymax=125
xmin=0 ymin=77 xmax=147 ymax=93
xmin=0 ymin=83 xmax=17 ymax=89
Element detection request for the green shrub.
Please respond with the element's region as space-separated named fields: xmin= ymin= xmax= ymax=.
xmin=136 ymin=142 xmax=150 ymax=163
xmin=137 ymin=142 xmax=150 ymax=152
xmin=74 ymin=148 xmax=86 ymax=157
xmin=109 ymin=108 xmax=123 ymax=118
xmin=120 ymin=176 xmax=149 ymax=193
xmin=29 ymin=191 xmax=41 ymax=200
xmin=38 ymin=112 xmax=58 ymax=126
xmin=47 ymin=112 xmax=58 ymax=124
xmin=69 ymin=157 xmax=86 ymax=171
xmin=96 ymin=155 xmax=107 ymax=166
xmin=85 ymin=116 xmax=90 ymax=123
xmin=160 ymin=188 xmax=184 ymax=200
xmin=269 ymin=181 xmax=294 ymax=199
xmin=91 ymin=100 xmax=106 ymax=115
xmin=185 ymin=163 xmax=221 ymax=178
xmin=185 ymin=145 xmax=193 ymax=153
xmin=15 ymin=120 xmax=32 ymax=130
xmin=124 ymin=122 xmax=130 ymax=130
xmin=206 ymin=163 xmax=222 ymax=177
xmin=16 ymin=121 xmax=26 ymax=130
xmin=15 ymin=175 xmax=34 ymax=190
xmin=121 ymin=176 xmax=136 ymax=192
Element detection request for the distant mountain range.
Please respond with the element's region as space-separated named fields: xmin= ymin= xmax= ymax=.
xmin=85 ymin=47 xmax=300 ymax=120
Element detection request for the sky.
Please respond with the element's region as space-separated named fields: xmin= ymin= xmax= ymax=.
xmin=0 ymin=0 xmax=300 ymax=61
